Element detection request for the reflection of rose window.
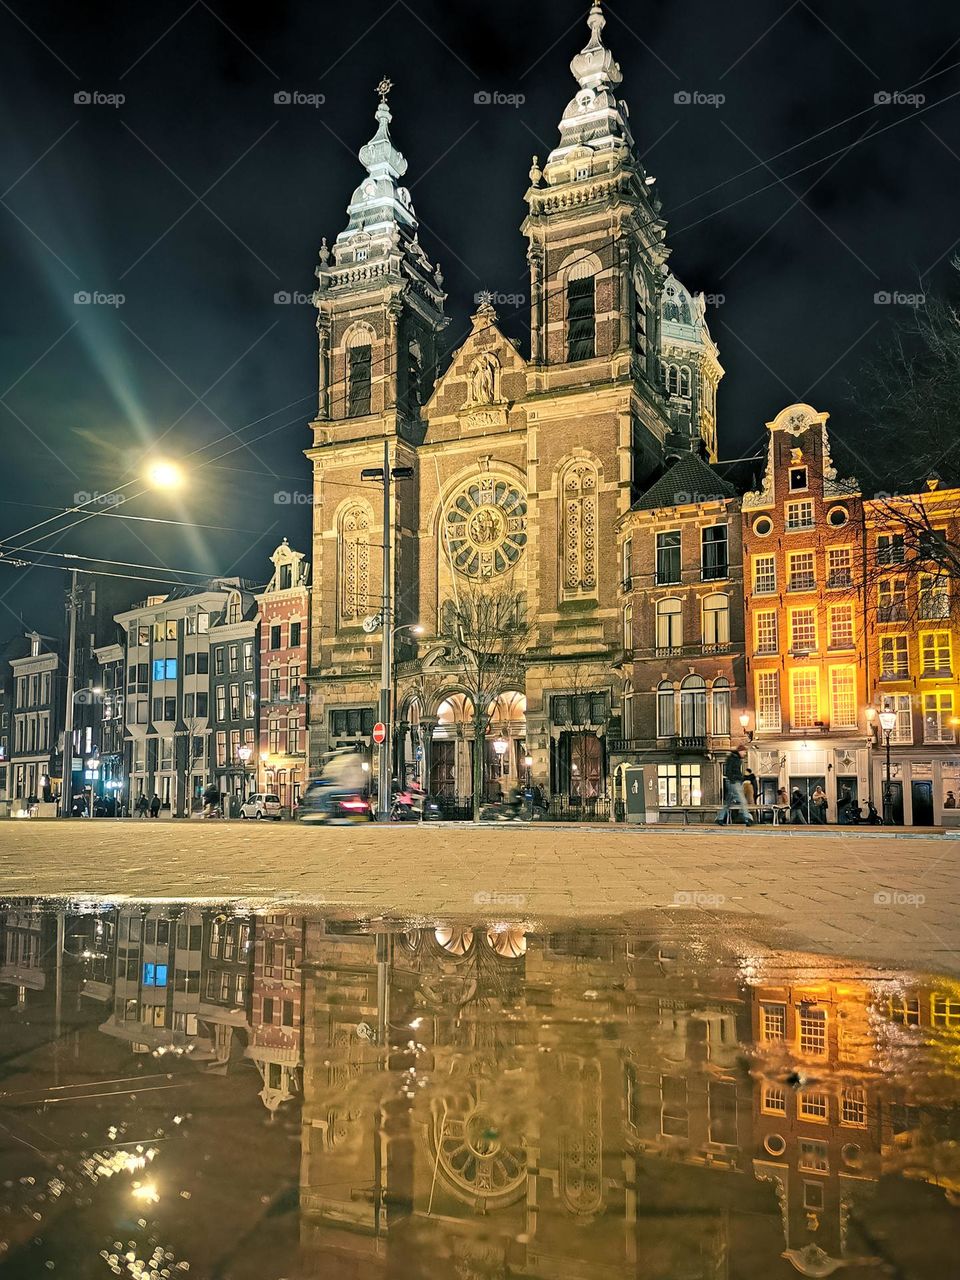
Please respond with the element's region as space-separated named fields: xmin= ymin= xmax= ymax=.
xmin=434 ymin=927 xmax=474 ymax=956
xmin=431 ymin=1097 xmax=526 ymax=1203
xmin=444 ymin=478 xmax=527 ymax=579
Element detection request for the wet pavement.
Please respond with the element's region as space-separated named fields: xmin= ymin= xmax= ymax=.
xmin=1 ymin=900 xmax=959 ymax=1279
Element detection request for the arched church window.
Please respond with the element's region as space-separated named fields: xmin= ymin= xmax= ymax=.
xmin=680 ymin=366 xmax=691 ymax=397
xmin=663 ymin=286 xmax=680 ymax=323
xmin=338 ymin=505 xmax=371 ymax=625
xmin=560 ymin=461 xmax=598 ymax=597
xmin=346 ymin=328 xmax=373 ymax=417
xmin=667 ymin=365 xmax=680 ymax=396
xmin=566 ymin=258 xmax=596 ymax=362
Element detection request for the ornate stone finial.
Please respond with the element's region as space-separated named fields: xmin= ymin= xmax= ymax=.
xmin=571 ymin=0 xmax=621 ymax=89
xmin=529 ymin=154 xmax=543 ymax=185
xmin=319 ymin=236 xmax=330 ymax=265
xmin=377 ymin=76 xmax=393 ymax=103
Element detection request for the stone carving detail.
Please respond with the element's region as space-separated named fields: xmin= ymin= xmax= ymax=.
xmin=558 ymin=1057 xmax=604 ymax=1217
xmin=467 ymin=353 xmax=499 ymax=406
xmin=444 ymin=477 xmax=527 ymax=580
xmin=339 ymin=505 xmax=370 ymax=623
xmin=562 ymin=462 xmax=598 ymax=594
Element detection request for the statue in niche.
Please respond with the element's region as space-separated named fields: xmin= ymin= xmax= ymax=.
xmin=469 ymin=355 xmax=497 ymax=405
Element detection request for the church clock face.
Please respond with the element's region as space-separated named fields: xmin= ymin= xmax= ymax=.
xmin=444 ymin=476 xmax=527 ymax=579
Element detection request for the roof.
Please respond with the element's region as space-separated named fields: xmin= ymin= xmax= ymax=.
xmin=633 ymin=453 xmax=737 ymax=513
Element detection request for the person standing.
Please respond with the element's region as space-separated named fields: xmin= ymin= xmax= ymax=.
xmin=149 ymin=793 xmax=161 ymax=819
xmin=136 ymin=793 xmax=148 ymax=818
xmin=811 ymin=784 xmax=829 ymax=824
xmin=742 ymin=767 xmax=758 ymax=806
xmin=716 ymin=747 xmax=754 ymax=826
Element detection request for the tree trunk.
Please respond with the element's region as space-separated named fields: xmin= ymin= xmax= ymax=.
xmin=472 ymin=710 xmax=489 ymax=821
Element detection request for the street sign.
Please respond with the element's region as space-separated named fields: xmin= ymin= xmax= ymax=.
xmin=372 ymin=722 xmax=387 ymax=745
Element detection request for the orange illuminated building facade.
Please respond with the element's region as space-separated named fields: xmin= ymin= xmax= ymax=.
xmin=863 ymin=482 xmax=960 ymax=826
xmin=741 ymin=403 xmax=869 ymax=820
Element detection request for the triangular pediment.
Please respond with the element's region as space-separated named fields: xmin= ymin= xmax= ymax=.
xmin=424 ymin=303 xmax=527 ymax=424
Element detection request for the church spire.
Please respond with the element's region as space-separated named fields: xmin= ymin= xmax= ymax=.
xmin=543 ymin=1 xmax=634 ymax=181
xmin=334 ymin=77 xmax=418 ymax=252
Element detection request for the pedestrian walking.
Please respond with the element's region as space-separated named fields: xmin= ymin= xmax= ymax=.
xmin=149 ymin=793 xmax=161 ymax=819
xmin=811 ymin=785 xmax=828 ymax=824
xmin=135 ymin=793 xmax=148 ymax=818
xmin=715 ymin=747 xmax=754 ymax=826
xmin=742 ymin=768 xmax=757 ymax=806
xmin=837 ymin=784 xmax=853 ymax=824
xmin=789 ymin=787 xmax=808 ymax=824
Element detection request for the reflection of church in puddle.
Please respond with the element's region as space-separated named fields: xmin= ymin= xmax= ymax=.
xmin=298 ymin=921 xmax=960 ymax=1279
xmin=5 ymin=902 xmax=959 ymax=1278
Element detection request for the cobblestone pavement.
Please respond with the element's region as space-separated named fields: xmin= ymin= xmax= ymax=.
xmin=1 ymin=821 xmax=958 ymax=973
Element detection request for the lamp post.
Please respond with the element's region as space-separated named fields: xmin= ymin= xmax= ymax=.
xmin=361 ymin=444 xmax=415 ymax=820
xmin=738 ymin=711 xmax=753 ymax=742
xmin=237 ymin=744 xmax=253 ymax=803
xmin=877 ymin=708 xmax=897 ymax=825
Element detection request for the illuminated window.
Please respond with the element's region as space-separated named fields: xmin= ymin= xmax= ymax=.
xmin=878 ymin=577 xmax=907 ymax=622
xmin=877 ymin=693 xmax=911 ymax=744
xmin=830 ymin=667 xmax=858 ymax=729
xmin=656 ymin=598 xmax=682 ymax=650
xmin=841 ymin=1087 xmax=867 ymax=1127
xmin=799 ymin=1007 xmax=827 ymax=1055
xmin=919 ymin=573 xmax=950 ymax=619
xmin=760 ymin=1002 xmax=786 ymax=1042
xmin=798 ymin=1091 xmax=828 ymax=1121
xmin=923 ymin=693 xmax=955 ymax=743
xmin=753 ymin=554 xmax=776 ymax=594
xmin=755 ymin=610 xmax=778 ymax=654
xmin=711 ymin=678 xmax=731 ymax=736
xmin=791 ymin=669 xmax=819 ymax=729
xmin=828 ymin=604 xmax=854 ymax=650
xmin=932 ymin=993 xmax=960 ymax=1028
xmin=761 ymin=1082 xmax=786 ymax=1114
xmin=879 ymin=635 xmax=909 ymax=677
xmin=657 ymin=763 xmax=702 ymax=807
xmin=920 ymin=632 xmax=951 ymax=675
xmin=756 ymin=671 xmax=781 ymax=732
xmin=787 ymin=550 xmax=815 ymax=591
xmin=786 ymin=500 xmax=815 ymax=530
xmin=888 ymin=994 xmax=920 ymax=1025
xmin=826 ymin=546 xmax=852 ymax=588
xmin=702 ymin=593 xmax=729 ymax=646
xmin=790 ymin=608 xmax=817 ymax=653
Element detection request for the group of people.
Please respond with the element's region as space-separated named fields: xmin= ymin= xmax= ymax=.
xmin=134 ymin=793 xmax=163 ymax=818
xmin=717 ymin=747 xmax=879 ymax=826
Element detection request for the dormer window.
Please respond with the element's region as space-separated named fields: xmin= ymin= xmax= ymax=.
xmin=279 ymin=564 xmax=293 ymax=590
xmin=575 ymin=166 xmax=590 ymax=181
xmin=30 ymin=635 xmax=40 ymax=657
xmin=355 ymin=248 xmax=367 ymax=261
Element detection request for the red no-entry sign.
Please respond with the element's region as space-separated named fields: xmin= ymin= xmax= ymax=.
xmin=372 ymin=722 xmax=387 ymax=745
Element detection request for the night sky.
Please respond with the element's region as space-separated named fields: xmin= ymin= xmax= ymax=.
xmin=1 ymin=0 xmax=959 ymax=635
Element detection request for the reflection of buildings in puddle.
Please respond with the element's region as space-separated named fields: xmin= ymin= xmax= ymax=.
xmin=3 ymin=902 xmax=960 ymax=1279
xmin=297 ymin=922 xmax=960 ymax=1280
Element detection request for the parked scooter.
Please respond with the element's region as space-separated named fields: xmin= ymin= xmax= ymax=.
xmin=850 ymin=799 xmax=884 ymax=825
xmin=391 ymin=784 xmax=426 ymax=822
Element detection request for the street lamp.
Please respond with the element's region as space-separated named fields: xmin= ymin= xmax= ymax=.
xmin=877 ymin=708 xmax=897 ymax=825
xmin=738 ymin=711 xmax=753 ymax=742
xmin=237 ymin=744 xmax=253 ymax=803
xmin=524 ymin=753 xmax=533 ymax=787
xmin=146 ymin=459 xmax=185 ymax=490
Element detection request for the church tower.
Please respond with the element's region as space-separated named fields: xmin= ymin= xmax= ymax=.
xmin=312 ymin=79 xmax=447 ymax=439
xmin=306 ymin=82 xmax=446 ymax=766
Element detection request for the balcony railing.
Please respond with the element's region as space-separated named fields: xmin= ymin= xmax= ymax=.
xmin=651 ymin=643 xmax=733 ymax=659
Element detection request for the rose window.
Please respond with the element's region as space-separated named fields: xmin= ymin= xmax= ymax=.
xmin=444 ymin=477 xmax=527 ymax=579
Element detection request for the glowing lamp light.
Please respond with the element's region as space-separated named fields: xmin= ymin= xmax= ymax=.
xmin=878 ymin=710 xmax=897 ymax=734
xmin=493 ymin=737 xmax=509 ymax=757
xmin=524 ymin=754 xmax=533 ymax=768
xmin=146 ymin=459 xmax=184 ymax=490
xmin=738 ymin=712 xmax=751 ymax=729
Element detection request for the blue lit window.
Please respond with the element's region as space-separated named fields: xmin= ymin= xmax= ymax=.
xmin=142 ymin=963 xmax=168 ymax=987
xmin=152 ymin=659 xmax=178 ymax=681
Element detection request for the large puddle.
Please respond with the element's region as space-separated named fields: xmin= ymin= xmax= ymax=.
xmin=1 ymin=900 xmax=958 ymax=1278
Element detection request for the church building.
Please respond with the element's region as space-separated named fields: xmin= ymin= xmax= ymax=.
xmin=305 ymin=3 xmax=722 ymax=807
